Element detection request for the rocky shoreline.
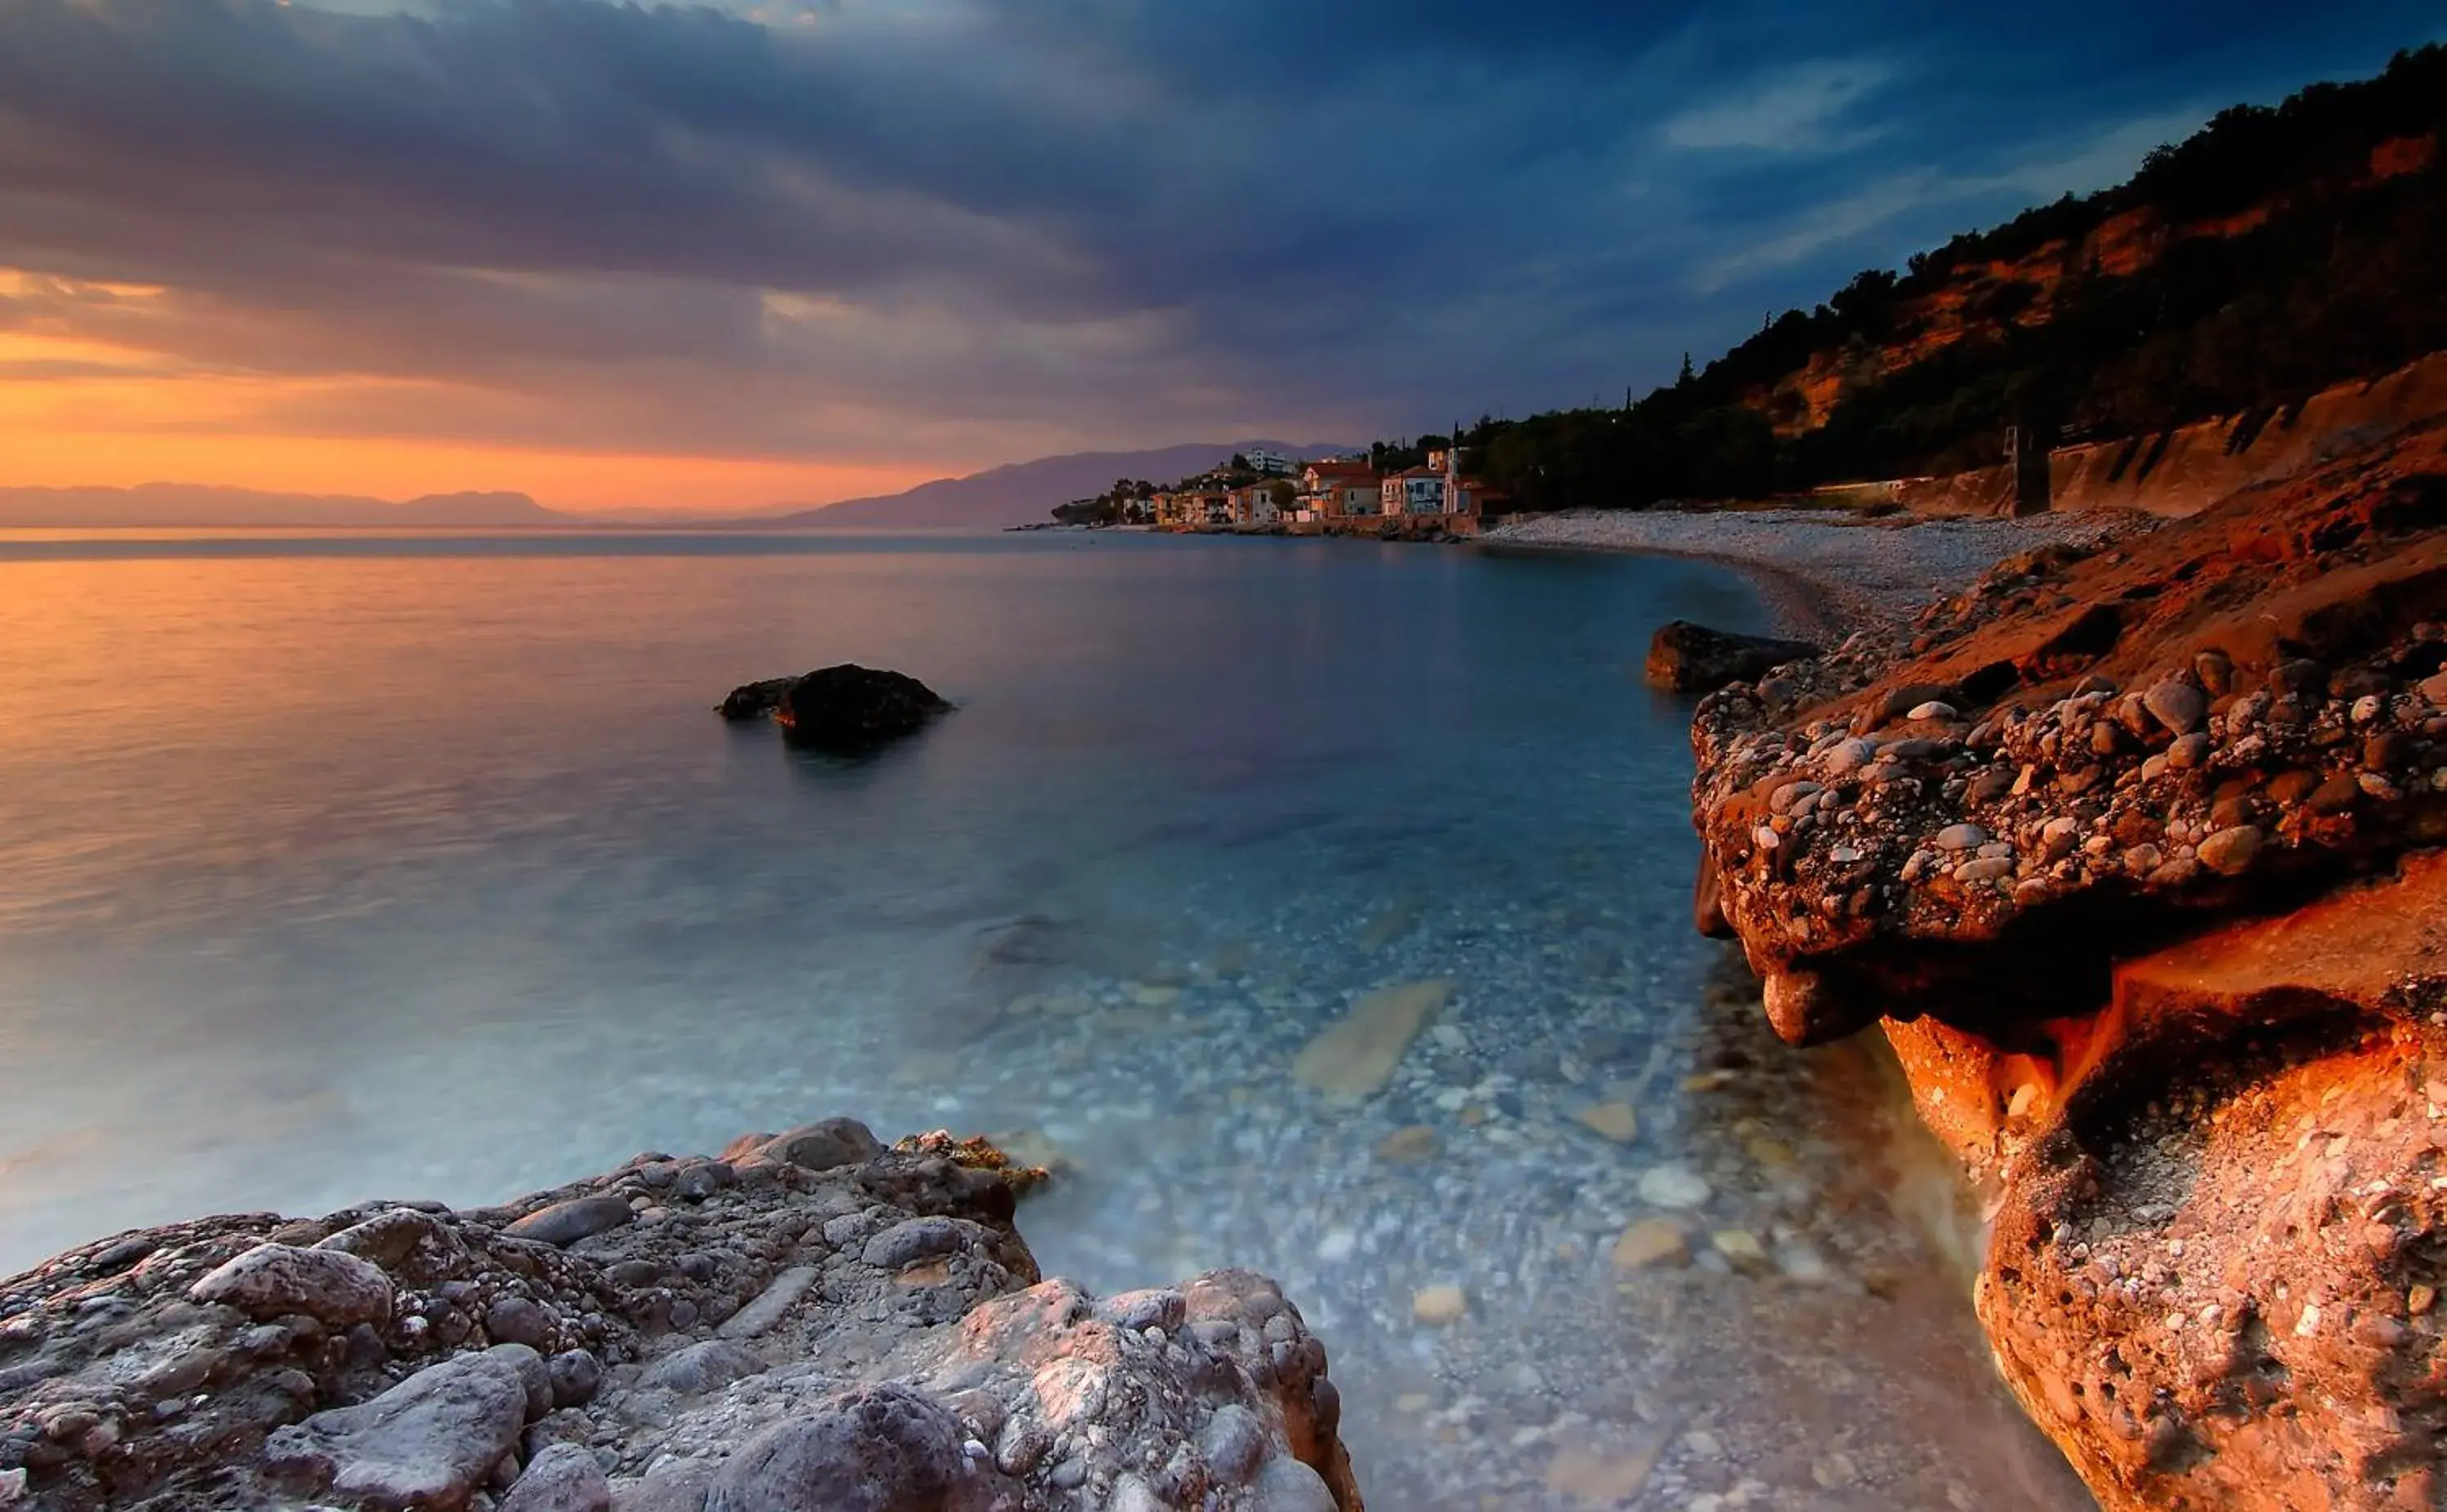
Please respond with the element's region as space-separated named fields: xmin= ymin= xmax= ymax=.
xmin=1679 ymin=419 xmax=2447 ymax=1510
xmin=0 ymin=1121 xmax=1357 ymax=1512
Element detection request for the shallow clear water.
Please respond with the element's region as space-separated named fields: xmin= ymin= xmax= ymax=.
xmin=0 ymin=529 xmax=2085 ymax=1509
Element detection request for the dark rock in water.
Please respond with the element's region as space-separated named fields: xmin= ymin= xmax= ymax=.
xmin=769 ymin=666 xmax=952 ymax=753
xmin=1644 ymin=621 xmax=1821 ymax=695
xmin=717 ymin=678 xmax=798 ymax=722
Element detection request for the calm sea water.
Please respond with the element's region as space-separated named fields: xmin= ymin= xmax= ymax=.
xmin=0 ymin=530 xmax=2083 ymax=1510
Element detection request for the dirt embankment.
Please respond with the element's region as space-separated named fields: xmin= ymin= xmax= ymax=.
xmin=1884 ymin=351 xmax=2447 ymax=519
xmin=1685 ymin=418 xmax=2447 ymax=1510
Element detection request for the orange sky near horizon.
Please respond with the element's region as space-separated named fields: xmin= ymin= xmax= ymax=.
xmin=0 ymin=325 xmax=958 ymax=515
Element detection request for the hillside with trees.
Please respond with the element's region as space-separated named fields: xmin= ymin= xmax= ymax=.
xmin=1454 ymin=43 xmax=2446 ymax=512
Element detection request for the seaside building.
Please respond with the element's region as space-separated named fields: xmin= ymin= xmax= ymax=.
xmin=1243 ymin=446 xmax=1295 ymax=476
xmin=1382 ymin=467 xmax=1448 ymax=516
xmin=1230 ymin=483 xmax=1280 ymax=524
xmin=1297 ymin=460 xmax=1378 ymax=523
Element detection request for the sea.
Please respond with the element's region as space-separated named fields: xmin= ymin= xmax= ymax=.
xmin=0 ymin=528 xmax=2089 ymax=1509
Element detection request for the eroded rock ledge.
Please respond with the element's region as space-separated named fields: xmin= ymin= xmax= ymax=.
xmin=1686 ymin=420 xmax=2447 ymax=1510
xmin=0 ymin=1121 xmax=1359 ymax=1512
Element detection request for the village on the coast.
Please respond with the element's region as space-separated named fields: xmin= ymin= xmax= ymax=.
xmin=1050 ymin=444 xmax=1506 ymax=537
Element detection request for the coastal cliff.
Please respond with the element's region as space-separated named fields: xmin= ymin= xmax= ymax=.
xmin=1685 ymin=419 xmax=2447 ymax=1508
xmin=0 ymin=1123 xmax=1357 ymax=1512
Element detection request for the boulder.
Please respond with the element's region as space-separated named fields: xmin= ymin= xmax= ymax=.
xmin=501 ymin=1442 xmax=613 ymax=1512
xmin=1644 ymin=621 xmax=1821 ymax=695
xmin=188 ymin=1242 xmax=394 ymax=1327
xmin=507 ymin=1196 xmax=635 ymax=1247
xmin=264 ymin=1346 xmax=541 ymax=1510
xmin=638 ymin=1339 xmax=765 ymax=1396
xmin=772 ymin=666 xmax=952 ymax=753
xmin=759 ymin=1117 xmax=886 ymax=1172
xmin=0 ymin=1124 xmax=1361 ymax=1512
xmin=703 ymin=1384 xmax=1000 ymax=1512
xmin=1685 ymin=422 xmax=2447 ymax=1510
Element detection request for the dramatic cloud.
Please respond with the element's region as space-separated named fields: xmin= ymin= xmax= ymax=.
xmin=0 ymin=0 xmax=2436 ymax=507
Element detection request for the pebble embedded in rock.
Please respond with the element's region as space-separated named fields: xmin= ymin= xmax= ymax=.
xmin=2144 ymin=680 xmax=2206 ymax=736
xmin=506 ymin=1196 xmax=635 ymax=1248
xmin=1251 ymin=1456 xmax=1340 ymax=1512
xmin=639 ymin=1338 xmax=766 ymax=1396
xmin=2196 ymin=825 xmax=2263 ymax=876
xmin=1933 ymin=824 xmax=1988 ymax=852
xmin=703 ymin=1383 xmax=984 ymax=1512
xmin=485 ymin=1295 xmax=552 ymax=1351
xmin=264 ymin=1345 xmax=539 ymax=1510
xmin=188 ymin=1242 xmax=395 ymax=1328
xmin=498 ymin=1440 xmax=612 ymax=1512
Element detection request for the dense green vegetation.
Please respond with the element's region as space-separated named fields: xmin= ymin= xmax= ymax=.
xmin=1449 ymin=44 xmax=2447 ymax=512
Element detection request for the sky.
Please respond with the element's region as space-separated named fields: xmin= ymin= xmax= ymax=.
xmin=0 ymin=1 xmax=2439 ymax=512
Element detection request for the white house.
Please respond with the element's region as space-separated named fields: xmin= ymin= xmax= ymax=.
xmin=1382 ymin=467 xmax=1447 ymax=515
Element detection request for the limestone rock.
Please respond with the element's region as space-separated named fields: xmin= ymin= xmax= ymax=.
xmin=0 ymin=1125 xmax=1361 ymax=1512
xmin=1292 ymin=981 xmax=1450 ymax=1096
xmin=1686 ymin=420 xmax=2447 ymax=1512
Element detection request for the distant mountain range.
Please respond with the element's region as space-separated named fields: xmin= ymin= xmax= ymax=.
xmin=0 ymin=440 xmax=1361 ymax=531
xmin=0 ymin=484 xmax=567 ymax=528
xmin=758 ymin=440 xmax=1358 ymax=528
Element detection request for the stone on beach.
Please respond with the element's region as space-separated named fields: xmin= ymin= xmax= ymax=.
xmin=1410 ymin=1285 xmax=1467 ymax=1326
xmin=188 ymin=1241 xmax=395 ymax=1327
xmin=1608 ymin=1218 xmax=1690 ymax=1272
xmin=1572 ymin=1102 xmax=1640 ymax=1143
xmin=1636 ymin=1165 xmax=1711 ymax=1211
xmin=1292 ymin=979 xmax=1451 ymax=1096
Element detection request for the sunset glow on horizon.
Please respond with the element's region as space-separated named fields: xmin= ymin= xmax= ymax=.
xmin=1 ymin=1 xmax=2436 ymax=517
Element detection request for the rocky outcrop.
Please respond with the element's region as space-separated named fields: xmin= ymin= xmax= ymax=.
xmin=1644 ymin=621 xmax=1822 ymax=696
xmin=718 ymin=667 xmax=953 ymax=754
xmin=0 ymin=1124 xmax=1358 ymax=1512
xmin=1685 ymin=420 xmax=2447 ymax=1510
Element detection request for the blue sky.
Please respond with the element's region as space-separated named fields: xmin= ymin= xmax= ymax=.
xmin=0 ymin=0 xmax=2436 ymax=506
